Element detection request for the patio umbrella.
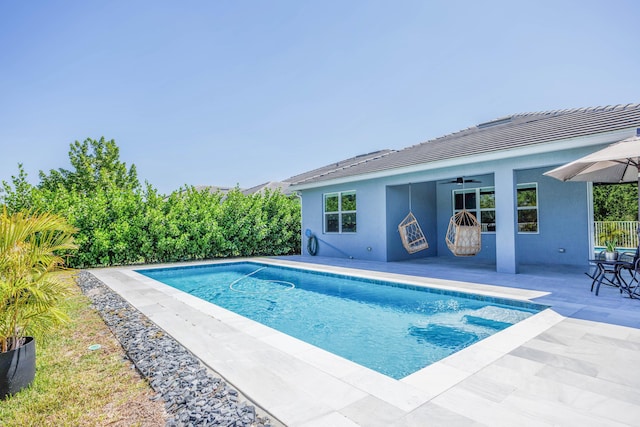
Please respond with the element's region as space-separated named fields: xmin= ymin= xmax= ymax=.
xmin=544 ymin=134 xmax=640 ymax=231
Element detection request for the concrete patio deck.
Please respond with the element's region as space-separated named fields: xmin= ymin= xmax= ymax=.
xmin=90 ymin=256 xmax=640 ymax=426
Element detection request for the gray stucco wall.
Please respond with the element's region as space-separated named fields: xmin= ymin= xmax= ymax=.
xmin=299 ymin=165 xmax=591 ymax=267
xmin=300 ymin=179 xmax=390 ymax=261
xmin=515 ymin=167 xmax=590 ymax=265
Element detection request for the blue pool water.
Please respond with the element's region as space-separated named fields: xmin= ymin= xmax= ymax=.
xmin=137 ymin=262 xmax=546 ymax=379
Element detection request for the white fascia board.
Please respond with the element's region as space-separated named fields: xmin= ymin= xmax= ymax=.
xmin=290 ymin=128 xmax=638 ymax=191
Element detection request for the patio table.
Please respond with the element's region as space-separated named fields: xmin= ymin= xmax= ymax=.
xmin=589 ymin=258 xmax=633 ymax=296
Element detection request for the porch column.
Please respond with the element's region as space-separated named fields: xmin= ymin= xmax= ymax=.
xmin=494 ymin=168 xmax=518 ymax=273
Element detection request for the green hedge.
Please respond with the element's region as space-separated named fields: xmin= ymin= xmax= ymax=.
xmin=77 ymin=186 xmax=299 ymax=268
xmin=2 ymin=138 xmax=301 ymax=267
xmin=42 ymin=187 xmax=300 ymax=268
xmin=3 ymin=177 xmax=300 ymax=268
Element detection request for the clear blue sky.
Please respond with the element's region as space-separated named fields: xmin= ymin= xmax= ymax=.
xmin=1 ymin=1 xmax=639 ymax=194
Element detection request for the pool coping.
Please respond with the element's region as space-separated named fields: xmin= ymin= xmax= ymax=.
xmin=89 ymin=257 xmax=565 ymax=426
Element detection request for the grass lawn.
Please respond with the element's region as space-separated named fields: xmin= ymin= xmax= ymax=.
xmin=0 ymin=273 xmax=166 ymax=427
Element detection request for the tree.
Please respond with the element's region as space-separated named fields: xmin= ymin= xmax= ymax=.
xmin=1 ymin=164 xmax=37 ymax=214
xmin=592 ymin=183 xmax=638 ymax=221
xmin=39 ymin=137 xmax=140 ymax=194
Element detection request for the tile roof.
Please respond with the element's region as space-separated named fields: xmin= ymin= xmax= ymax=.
xmin=241 ymin=181 xmax=293 ymax=195
xmin=190 ymin=185 xmax=235 ymax=194
xmin=288 ymin=103 xmax=640 ymax=186
xmin=285 ymin=149 xmax=395 ymax=186
xmin=182 ymin=183 xmax=294 ymax=196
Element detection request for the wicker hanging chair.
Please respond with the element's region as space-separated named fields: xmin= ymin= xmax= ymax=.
xmin=398 ymin=184 xmax=429 ymax=254
xmin=446 ymin=209 xmax=481 ymax=256
xmin=398 ymin=212 xmax=429 ymax=254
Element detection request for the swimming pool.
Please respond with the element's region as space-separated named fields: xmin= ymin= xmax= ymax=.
xmin=137 ymin=262 xmax=547 ymax=379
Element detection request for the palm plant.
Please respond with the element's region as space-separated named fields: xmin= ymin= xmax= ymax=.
xmin=604 ymin=239 xmax=618 ymax=253
xmin=0 ymin=209 xmax=77 ymax=353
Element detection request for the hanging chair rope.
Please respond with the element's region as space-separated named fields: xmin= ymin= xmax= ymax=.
xmin=398 ymin=184 xmax=429 ymax=254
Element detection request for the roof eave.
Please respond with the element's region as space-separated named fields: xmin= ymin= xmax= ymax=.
xmin=289 ymin=128 xmax=637 ymax=191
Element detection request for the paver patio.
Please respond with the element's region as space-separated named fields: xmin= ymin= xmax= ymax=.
xmin=90 ymin=256 xmax=640 ymax=426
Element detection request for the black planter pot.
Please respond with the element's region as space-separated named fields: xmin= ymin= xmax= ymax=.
xmin=0 ymin=337 xmax=36 ymax=399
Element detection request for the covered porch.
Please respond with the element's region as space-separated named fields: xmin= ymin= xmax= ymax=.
xmin=384 ymin=166 xmax=591 ymax=275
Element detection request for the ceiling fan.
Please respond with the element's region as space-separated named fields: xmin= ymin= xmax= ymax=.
xmin=441 ymin=177 xmax=481 ymax=185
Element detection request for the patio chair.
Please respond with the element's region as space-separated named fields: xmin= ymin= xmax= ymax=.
xmin=586 ymin=250 xmax=622 ymax=293
xmin=398 ymin=212 xmax=429 ymax=254
xmin=398 ymin=184 xmax=429 ymax=254
xmin=618 ymin=246 xmax=640 ymax=298
xmin=586 ymin=250 xmax=605 ymax=289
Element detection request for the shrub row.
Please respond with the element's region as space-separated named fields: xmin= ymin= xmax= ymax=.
xmin=2 ymin=138 xmax=302 ymax=268
xmin=5 ymin=182 xmax=301 ymax=268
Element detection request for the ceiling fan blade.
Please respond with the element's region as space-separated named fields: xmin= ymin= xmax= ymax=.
xmin=438 ymin=177 xmax=482 ymax=184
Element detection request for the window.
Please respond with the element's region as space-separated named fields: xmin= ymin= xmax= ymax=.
xmin=324 ymin=191 xmax=356 ymax=233
xmin=453 ymin=187 xmax=495 ymax=232
xmin=517 ymin=183 xmax=538 ymax=233
xmin=479 ymin=188 xmax=496 ymax=232
xmin=453 ymin=184 xmax=538 ymax=233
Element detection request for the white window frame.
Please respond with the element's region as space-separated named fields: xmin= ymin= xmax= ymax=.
xmin=323 ymin=190 xmax=357 ymax=234
xmin=452 ymin=187 xmax=496 ymax=233
xmin=517 ymin=182 xmax=539 ymax=234
xmin=451 ymin=184 xmax=541 ymax=233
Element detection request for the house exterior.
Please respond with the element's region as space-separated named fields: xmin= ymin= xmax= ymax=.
xmin=287 ymin=104 xmax=640 ymax=273
xmin=186 ymin=182 xmax=293 ymax=196
xmin=241 ymin=181 xmax=293 ymax=196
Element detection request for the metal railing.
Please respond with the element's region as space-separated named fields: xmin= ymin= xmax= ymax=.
xmin=594 ymin=221 xmax=639 ymax=248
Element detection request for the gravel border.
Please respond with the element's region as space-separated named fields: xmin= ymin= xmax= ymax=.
xmin=76 ymin=270 xmax=274 ymax=427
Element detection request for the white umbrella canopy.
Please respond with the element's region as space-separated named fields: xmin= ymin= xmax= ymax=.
xmin=544 ymin=134 xmax=640 ymax=221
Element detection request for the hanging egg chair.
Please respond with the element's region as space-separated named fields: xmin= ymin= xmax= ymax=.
xmin=398 ymin=212 xmax=429 ymax=254
xmin=446 ymin=209 xmax=481 ymax=256
xmin=398 ymin=184 xmax=429 ymax=254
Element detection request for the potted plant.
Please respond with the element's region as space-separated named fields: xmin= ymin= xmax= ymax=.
xmin=0 ymin=209 xmax=77 ymax=399
xmin=604 ymin=239 xmax=618 ymax=261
